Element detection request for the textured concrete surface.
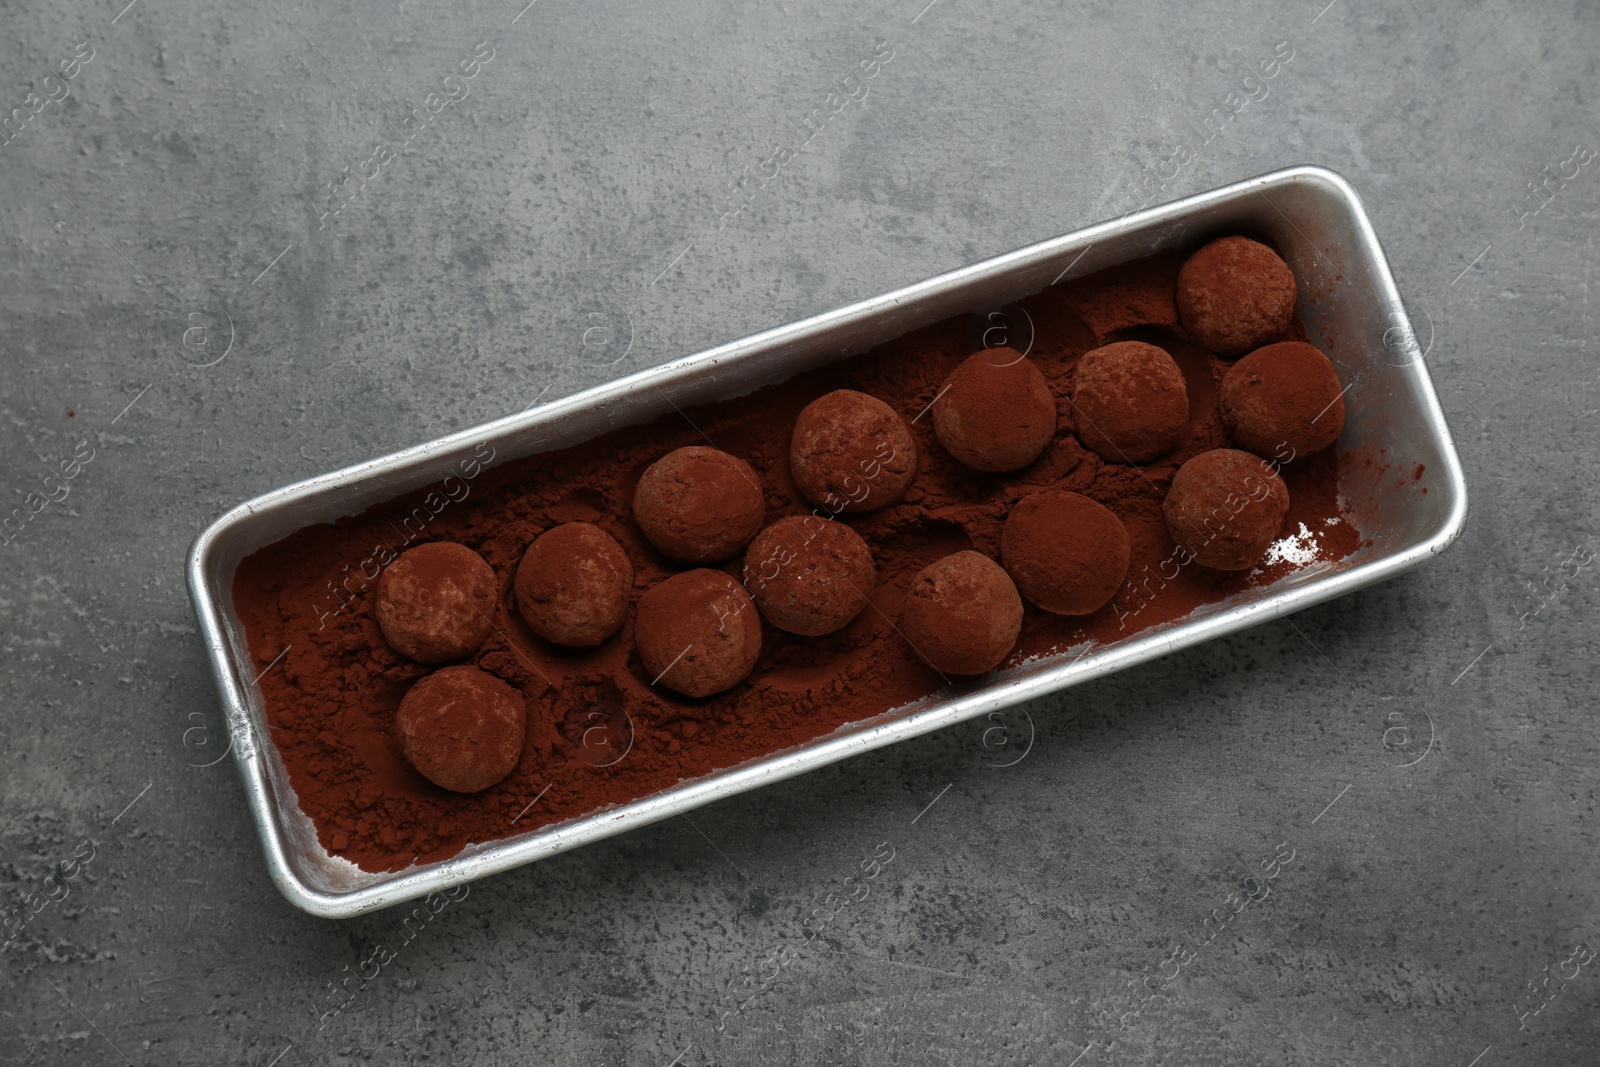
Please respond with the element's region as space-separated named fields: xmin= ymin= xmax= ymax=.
xmin=2 ymin=0 xmax=1598 ymax=1063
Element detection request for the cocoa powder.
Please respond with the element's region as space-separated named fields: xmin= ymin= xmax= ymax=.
xmin=232 ymin=249 xmax=1363 ymax=873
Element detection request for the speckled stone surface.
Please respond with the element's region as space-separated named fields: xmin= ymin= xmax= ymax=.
xmin=2 ymin=1 xmax=1598 ymax=1063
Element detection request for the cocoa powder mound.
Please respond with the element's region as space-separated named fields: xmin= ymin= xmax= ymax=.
xmin=231 ymin=250 xmax=1364 ymax=873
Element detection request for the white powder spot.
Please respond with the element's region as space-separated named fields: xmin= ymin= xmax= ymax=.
xmin=1265 ymin=522 xmax=1320 ymax=566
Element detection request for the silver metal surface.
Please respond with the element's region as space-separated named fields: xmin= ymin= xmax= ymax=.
xmin=186 ymin=165 xmax=1467 ymax=919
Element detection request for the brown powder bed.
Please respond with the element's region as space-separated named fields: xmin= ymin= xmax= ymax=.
xmin=232 ymin=249 xmax=1364 ymax=873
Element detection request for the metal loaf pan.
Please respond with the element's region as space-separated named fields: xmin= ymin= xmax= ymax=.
xmin=187 ymin=165 xmax=1467 ymax=918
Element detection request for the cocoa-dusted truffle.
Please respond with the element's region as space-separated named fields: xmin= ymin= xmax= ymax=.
xmin=743 ymin=515 xmax=875 ymax=636
xmin=632 ymin=446 xmax=765 ymax=564
xmin=395 ymin=666 xmax=526 ymax=793
xmin=1164 ymin=448 xmax=1290 ymax=571
xmin=514 ymin=522 xmax=633 ymax=647
xmin=635 ymin=569 xmax=762 ymax=697
xmin=375 ymin=542 xmax=498 ymax=665
xmin=932 ymin=350 xmax=1057 ymax=472
xmin=1220 ymin=341 xmax=1346 ymax=459
xmin=790 ymin=389 xmax=917 ymax=513
xmin=1070 ymin=341 xmax=1189 ymax=463
xmin=1001 ymin=491 xmax=1130 ymax=615
xmin=1176 ymin=236 xmax=1297 ymax=357
xmin=900 ymin=551 xmax=1023 ymax=675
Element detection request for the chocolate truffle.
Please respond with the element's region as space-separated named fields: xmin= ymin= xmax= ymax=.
xmin=514 ymin=522 xmax=633 ymax=647
xmin=932 ymin=350 xmax=1057 ymax=472
xmin=1220 ymin=341 xmax=1346 ymax=459
xmin=1164 ymin=448 xmax=1290 ymax=571
xmin=394 ymin=666 xmax=526 ymax=793
xmin=1176 ymin=236 xmax=1297 ymax=357
xmin=790 ymin=389 xmax=917 ymax=513
xmin=633 ymin=446 xmax=765 ymax=564
xmin=743 ymin=515 xmax=875 ymax=636
xmin=1070 ymin=341 xmax=1189 ymax=463
xmin=1001 ymin=491 xmax=1130 ymax=615
xmin=375 ymin=541 xmax=498 ymax=665
xmin=635 ymin=569 xmax=762 ymax=697
xmin=900 ymin=551 xmax=1023 ymax=676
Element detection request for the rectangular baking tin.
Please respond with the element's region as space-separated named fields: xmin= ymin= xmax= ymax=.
xmin=188 ymin=165 xmax=1467 ymax=918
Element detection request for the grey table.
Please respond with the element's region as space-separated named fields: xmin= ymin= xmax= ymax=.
xmin=3 ymin=0 xmax=1597 ymax=1064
